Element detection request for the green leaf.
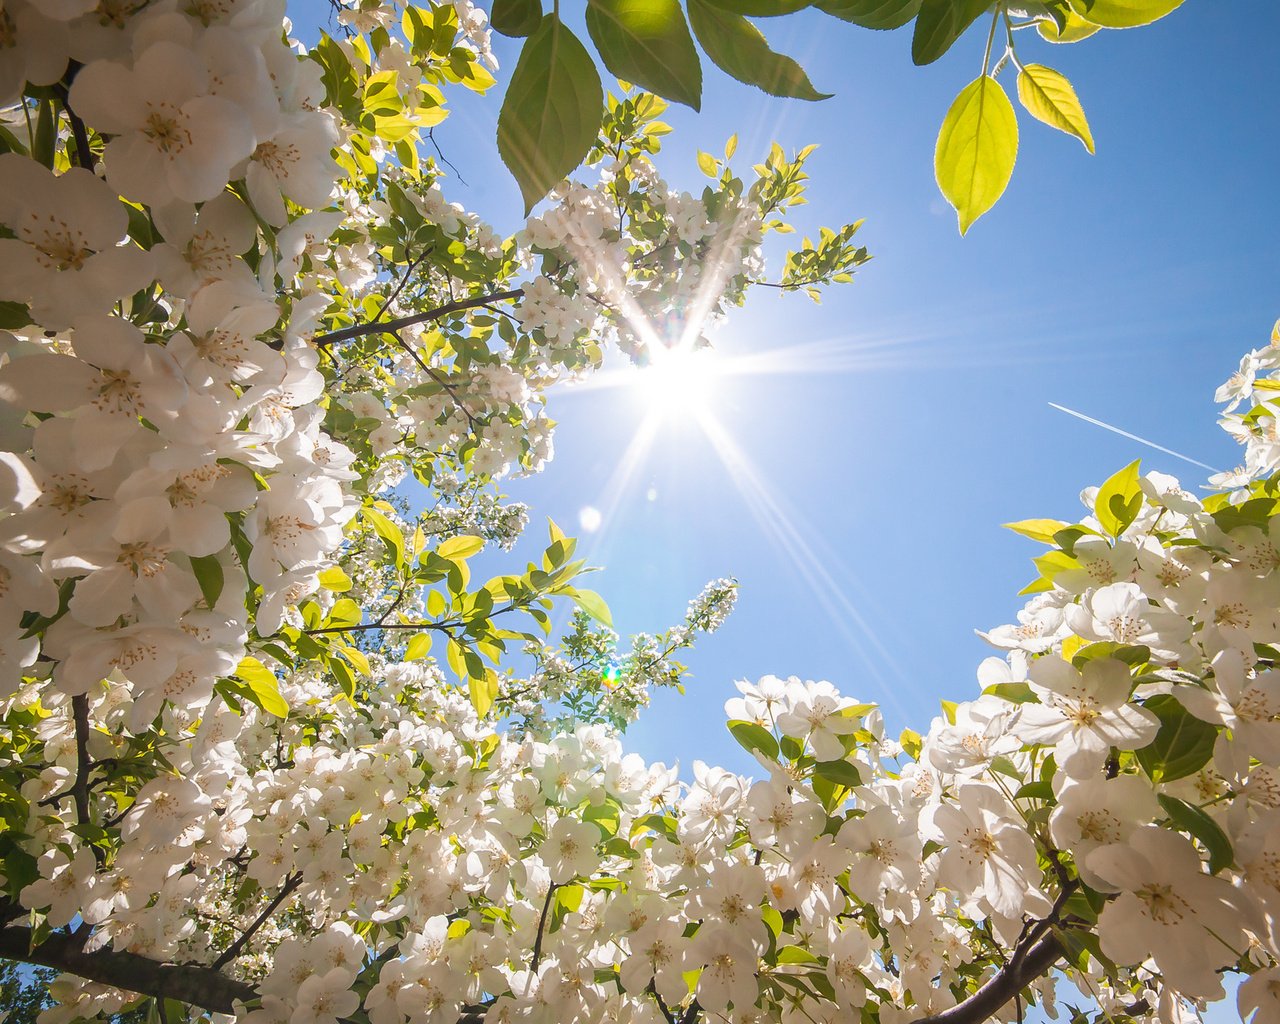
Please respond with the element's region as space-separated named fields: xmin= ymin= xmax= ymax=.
xmin=1017 ymin=64 xmax=1095 ymax=153
xmin=935 ymin=75 xmax=1018 ymax=235
xmin=327 ymin=598 xmax=363 ymax=628
xmin=1066 ymin=0 xmax=1184 ymax=28
xmin=1158 ymin=794 xmax=1233 ymax=874
xmin=687 ymin=0 xmax=831 ymax=101
xmin=912 ymin=0 xmax=991 ymax=66
xmin=1094 ymin=459 xmax=1142 ymax=537
xmin=572 ymin=589 xmax=612 ymax=627
xmin=233 ymin=657 xmax=289 ymax=718
xmin=33 ymin=99 xmax=55 ymax=169
xmin=318 ymin=566 xmax=352 ymax=592
xmin=492 ymin=0 xmax=543 ymax=36
xmin=585 ymin=0 xmax=703 ymax=110
xmin=1004 ymin=518 xmax=1071 ymax=544
xmin=363 ymin=506 xmax=406 ymax=567
xmin=405 ymin=632 xmax=433 ymax=661
xmin=0 ymin=301 xmax=32 ymax=330
xmin=470 ymin=667 xmax=499 ymax=718
xmin=1037 ymin=8 xmax=1101 ymax=41
xmin=728 ymin=719 xmax=780 ymax=762
xmin=776 ymin=945 xmax=821 ymax=964
xmin=1135 ymin=694 xmax=1217 ymax=784
xmin=815 ymin=0 xmax=920 ymax=30
xmin=813 ymin=759 xmax=862 ymax=788
xmin=696 ymin=149 xmax=719 ymax=177
xmin=437 ymin=534 xmax=484 ymax=561
xmin=189 ymin=554 xmax=224 ymax=607
xmin=983 ymin=681 xmax=1036 ymax=703
xmin=898 ymin=727 xmax=922 ymax=760
xmin=497 ymin=14 xmax=604 ymax=214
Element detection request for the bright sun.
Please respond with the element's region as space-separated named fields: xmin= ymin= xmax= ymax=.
xmin=632 ymin=343 xmax=721 ymax=418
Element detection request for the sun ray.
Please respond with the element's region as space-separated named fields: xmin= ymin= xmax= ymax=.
xmin=693 ymin=409 xmax=917 ymax=720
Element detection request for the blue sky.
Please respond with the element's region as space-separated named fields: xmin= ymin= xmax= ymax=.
xmin=303 ymin=2 xmax=1279 ymax=769
xmin=419 ymin=1 xmax=1280 ymax=775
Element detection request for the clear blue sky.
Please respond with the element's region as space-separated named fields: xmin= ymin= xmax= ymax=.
xmin=302 ymin=2 xmax=1280 ymax=770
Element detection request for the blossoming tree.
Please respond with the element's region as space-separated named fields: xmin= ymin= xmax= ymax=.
xmin=4 ymin=2 xmax=1280 ymax=1024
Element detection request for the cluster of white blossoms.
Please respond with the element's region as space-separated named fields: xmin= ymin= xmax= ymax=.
xmin=3 ymin=1 xmax=1279 ymax=1024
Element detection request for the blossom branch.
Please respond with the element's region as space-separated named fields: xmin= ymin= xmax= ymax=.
xmin=530 ymin=882 xmax=559 ymax=973
xmin=389 ymin=328 xmax=482 ymax=434
xmin=310 ymin=289 xmax=523 ymax=348
xmin=211 ymin=871 xmax=303 ymax=970
xmin=909 ymin=931 xmax=1063 ymax=1024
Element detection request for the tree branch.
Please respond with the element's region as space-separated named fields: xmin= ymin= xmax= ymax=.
xmin=530 ymin=882 xmax=558 ymax=973
xmin=311 ymin=289 xmax=523 ymax=348
xmin=211 ymin=871 xmax=302 ymax=970
xmin=908 ymin=932 xmax=1063 ymax=1024
xmin=0 ymin=916 xmax=257 ymax=1014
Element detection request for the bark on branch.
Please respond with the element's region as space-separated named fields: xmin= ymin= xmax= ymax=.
xmin=311 ymin=289 xmax=523 ymax=348
xmin=0 ymin=919 xmax=258 ymax=1014
xmin=908 ymin=932 xmax=1063 ymax=1024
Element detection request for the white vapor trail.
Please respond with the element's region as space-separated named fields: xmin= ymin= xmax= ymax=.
xmin=1047 ymin=403 xmax=1220 ymax=473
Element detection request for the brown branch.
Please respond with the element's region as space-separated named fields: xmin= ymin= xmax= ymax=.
xmin=909 ymin=932 xmax=1064 ymax=1024
xmin=311 ymin=289 xmax=523 ymax=348
xmin=389 ymin=329 xmax=482 ymax=435
xmin=52 ymin=71 xmax=94 ymax=171
xmin=0 ymin=915 xmax=257 ymax=1014
xmin=530 ymin=882 xmax=558 ymax=973
xmin=211 ymin=872 xmax=302 ymax=970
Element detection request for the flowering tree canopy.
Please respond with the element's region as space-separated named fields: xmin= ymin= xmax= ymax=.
xmin=3 ymin=3 xmax=1280 ymax=1024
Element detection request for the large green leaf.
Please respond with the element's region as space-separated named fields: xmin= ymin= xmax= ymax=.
xmin=1017 ymin=63 xmax=1095 ymax=153
xmin=1158 ymin=794 xmax=1233 ymax=874
xmin=492 ymin=0 xmax=542 ymax=36
xmin=1067 ymin=0 xmax=1184 ymax=28
xmin=585 ymin=0 xmax=703 ymax=110
xmin=497 ymin=14 xmax=604 ymax=213
xmin=815 ymin=0 xmax=920 ymax=29
xmin=1094 ymin=459 xmax=1142 ymax=537
xmin=912 ymin=0 xmax=991 ymax=66
xmin=687 ymin=0 xmax=830 ymax=101
xmin=233 ymin=657 xmax=289 ymax=718
xmin=934 ymin=75 xmax=1017 ymax=235
xmin=728 ymin=719 xmax=780 ymax=762
xmin=1136 ymin=694 xmax=1217 ymax=784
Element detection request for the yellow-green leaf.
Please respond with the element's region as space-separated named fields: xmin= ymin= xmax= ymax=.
xmin=318 ymin=566 xmax=352 ymax=592
xmin=572 ymin=589 xmax=612 ymax=627
xmin=234 ymin=657 xmax=289 ymax=718
xmin=1037 ymin=8 xmax=1101 ymax=41
xmin=1003 ymin=518 xmax=1071 ymax=544
xmin=405 ymin=633 xmax=433 ymax=661
xmin=1094 ymin=459 xmax=1143 ymax=537
xmin=696 ymin=149 xmax=719 ymax=177
xmin=427 ymin=589 xmax=447 ymax=617
xmin=935 ymin=75 xmax=1018 ymax=235
xmin=469 ymin=668 xmax=499 ymax=718
xmin=1017 ymin=64 xmax=1094 ymax=153
xmin=336 ymin=644 xmax=371 ymax=677
xmin=437 ymin=535 xmax=484 ymax=561
xmin=1067 ymin=0 xmax=1184 ymax=28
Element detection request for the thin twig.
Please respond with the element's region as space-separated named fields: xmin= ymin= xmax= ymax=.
xmin=530 ymin=882 xmax=559 ymax=972
xmin=311 ymin=289 xmax=522 ymax=348
xmin=211 ymin=872 xmax=303 ymax=970
xmin=389 ymin=329 xmax=483 ymax=434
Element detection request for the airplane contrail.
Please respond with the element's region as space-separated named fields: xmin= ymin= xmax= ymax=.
xmin=1047 ymin=402 xmax=1221 ymax=473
